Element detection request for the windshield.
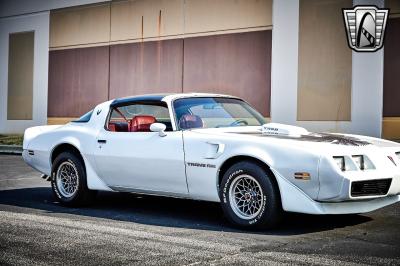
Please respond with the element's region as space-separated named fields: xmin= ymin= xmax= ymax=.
xmin=173 ymin=97 xmax=265 ymax=129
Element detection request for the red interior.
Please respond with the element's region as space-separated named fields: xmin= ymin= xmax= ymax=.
xmin=179 ymin=114 xmax=203 ymax=129
xmin=108 ymin=121 xmax=129 ymax=132
xmin=129 ymin=115 xmax=156 ymax=132
xmin=108 ymin=115 xmax=156 ymax=132
xmin=108 ymin=123 xmax=116 ymax=132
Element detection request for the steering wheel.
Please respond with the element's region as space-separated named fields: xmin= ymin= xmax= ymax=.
xmin=230 ymin=119 xmax=249 ymax=127
xmin=215 ymin=120 xmax=249 ymax=128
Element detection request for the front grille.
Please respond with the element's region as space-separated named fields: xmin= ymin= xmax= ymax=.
xmin=351 ymin=179 xmax=392 ymax=197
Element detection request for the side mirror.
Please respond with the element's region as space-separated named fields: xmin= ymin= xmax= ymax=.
xmin=150 ymin=123 xmax=167 ymax=137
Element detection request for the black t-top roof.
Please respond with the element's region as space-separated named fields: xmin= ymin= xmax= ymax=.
xmin=110 ymin=94 xmax=170 ymax=107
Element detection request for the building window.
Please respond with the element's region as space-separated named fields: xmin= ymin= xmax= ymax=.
xmin=297 ymin=0 xmax=352 ymax=121
xmin=7 ymin=31 xmax=34 ymax=120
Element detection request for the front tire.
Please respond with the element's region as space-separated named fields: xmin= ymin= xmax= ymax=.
xmin=51 ymin=151 xmax=96 ymax=206
xmin=219 ymin=161 xmax=282 ymax=229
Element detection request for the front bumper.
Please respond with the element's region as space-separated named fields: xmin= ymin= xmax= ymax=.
xmin=272 ymin=168 xmax=400 ymax=215
xmin=317 ymin=155 xmax=400 ymax=202
xmin=318 ymin=173 xmax=400 ymax=202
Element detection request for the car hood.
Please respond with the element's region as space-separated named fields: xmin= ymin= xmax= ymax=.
xmin=189 ymin=125 xmax=400 ymax=150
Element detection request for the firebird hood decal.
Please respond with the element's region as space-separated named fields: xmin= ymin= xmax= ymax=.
xmin=231 ymin=131 xmax=371 ymax=146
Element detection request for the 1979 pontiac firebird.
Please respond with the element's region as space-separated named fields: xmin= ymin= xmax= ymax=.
xmin=23 ymin=93 xmax=400 ymax=229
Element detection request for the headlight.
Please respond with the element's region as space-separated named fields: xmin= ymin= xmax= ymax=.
xmin=352 ymin=155 xmax=375 ymax=170
xmin=333 ymin=155 xmax=375 ymax=171
xmin=333 ymin=156 xmax=346 ymax=171
xmin=352 ymin=155 xmax=364 ymax=170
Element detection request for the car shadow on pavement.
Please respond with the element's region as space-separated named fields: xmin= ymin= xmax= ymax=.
xmin=0 ymin=187 xmax=372 ymax=235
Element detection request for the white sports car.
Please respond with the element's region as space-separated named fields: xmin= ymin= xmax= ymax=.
xmin=23 ymin=93 xmax=400 ymax=228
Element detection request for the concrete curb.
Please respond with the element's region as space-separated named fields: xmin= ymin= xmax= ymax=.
xmin=0 ymin=145 xmax=22 ymax=155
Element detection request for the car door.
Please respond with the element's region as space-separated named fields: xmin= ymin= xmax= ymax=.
xmin=93 ymin=102 xmax=188 ymax=196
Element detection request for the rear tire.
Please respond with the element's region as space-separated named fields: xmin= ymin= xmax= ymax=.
xmin=51 ymin=151 xmax=96 ymax=206
xmin=219 ymin=161 xmax=282 ymax=229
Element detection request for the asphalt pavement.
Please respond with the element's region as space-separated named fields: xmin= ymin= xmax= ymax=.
xmin=0 ymin=155 xmax=399 ymax=265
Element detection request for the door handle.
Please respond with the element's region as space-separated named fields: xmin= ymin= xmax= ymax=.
xmin=97 ymin=139 xmax=107 ymax=144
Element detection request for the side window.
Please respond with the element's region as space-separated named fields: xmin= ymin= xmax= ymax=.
xmin=107 ymin=103 xmax=172 ymax=132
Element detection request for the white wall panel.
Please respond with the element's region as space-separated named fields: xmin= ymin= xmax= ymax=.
xmin=0 ymin=12 xmax=49 ymax=133
xmin=271 ymin=0 xmax=384 ymax=137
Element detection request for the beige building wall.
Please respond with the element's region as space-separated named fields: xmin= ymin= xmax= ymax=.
xmin=50 ymin=3 xmax=110 ymax=48
xmin=49 ymin=0 xmax=272 ymax=49
xmin=111 ymin=0 xmax=184 ymax=41
xmin=184 ymin=0 xmax=272 ymax=34
xmin=297 ymin=0 xmax=352 ymax=121
xmin=47 ymin=0 xmax=273 ymax=121
xmin=7 ymin=31 xmax=34 ymax=120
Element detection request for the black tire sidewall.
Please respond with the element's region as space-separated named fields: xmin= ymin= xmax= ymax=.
xmin=220 ymin=161 xmax=281 ymax=228
xmin=51 ymin=152 xmax=88 ymax=206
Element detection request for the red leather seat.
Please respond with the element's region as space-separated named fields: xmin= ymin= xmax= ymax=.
xmin=108 ymin=122 xmax=129 ymax=132
xmin=130 ymin=115 xmax=156 ymax=132
xmin=108 ymin=123 xmax=116 ymax=132
xmin=179 ymin=114 xmax=203 ymax=129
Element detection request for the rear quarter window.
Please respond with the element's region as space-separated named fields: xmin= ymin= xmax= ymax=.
xmin=72 ymin=110 xmax=93 ymax=123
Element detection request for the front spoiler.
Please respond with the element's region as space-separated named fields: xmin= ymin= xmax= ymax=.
xmin=317 ymin=195 xmax=400 ymax=214
xmin=272 ymin=169 xmax=400 ymax=215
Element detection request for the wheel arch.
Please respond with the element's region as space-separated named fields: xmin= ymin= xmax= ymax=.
xmin=218 ymin=155 xmax=280 ymax=194
xmin=50 ymin=143 xmax=85 ymax=170
xmin=50 ymin=142 xmax=98 ymax=206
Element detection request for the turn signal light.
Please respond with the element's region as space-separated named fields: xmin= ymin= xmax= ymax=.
xmin=294 ymin=172 xmax=311 ymax=180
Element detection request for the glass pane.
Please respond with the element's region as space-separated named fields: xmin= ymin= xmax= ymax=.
xmin=174 ymin=97 xmax=265 ymax=129
xmin=108 ymin=103 xmax=172 ymax=132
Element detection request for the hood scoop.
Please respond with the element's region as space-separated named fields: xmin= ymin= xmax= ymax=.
xmin=261 ymin=123 xmax=308 ymax=137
